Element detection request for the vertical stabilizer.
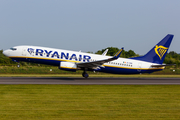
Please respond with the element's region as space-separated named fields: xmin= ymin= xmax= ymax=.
xmin=130 ymin=34 xmax=174 ymax=64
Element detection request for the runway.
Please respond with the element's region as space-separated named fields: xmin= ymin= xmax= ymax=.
xmin=0 ymin=77 xmax=180 ymax=85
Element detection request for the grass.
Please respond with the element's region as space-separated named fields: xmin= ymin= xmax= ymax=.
xmin=0 ymin=66 xmax=76 ymax=74
xmin=1 ymin=66 xmax=180 ymax=120
xmin=0 ymin=85 xmax=180 ymax=120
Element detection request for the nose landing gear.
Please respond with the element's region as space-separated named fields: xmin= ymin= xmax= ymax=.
xmin=17 ymin=63 xmax=20 ymax=68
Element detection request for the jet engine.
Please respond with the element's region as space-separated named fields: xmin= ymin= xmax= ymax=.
xmin=59 ymin=62 xmax=77 ymax=72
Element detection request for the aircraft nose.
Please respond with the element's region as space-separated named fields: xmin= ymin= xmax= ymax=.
xmin=3 ymin=50 xmax=9 ymax=57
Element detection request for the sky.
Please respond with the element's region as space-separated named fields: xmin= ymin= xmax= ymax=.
xmin=0 ymin=0 xmax=180 ymax=55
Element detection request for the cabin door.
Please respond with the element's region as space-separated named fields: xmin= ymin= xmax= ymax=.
xmin=22 ymin=48 xmax=26 ymax=56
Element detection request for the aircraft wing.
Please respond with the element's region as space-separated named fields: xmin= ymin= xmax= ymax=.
xmin=77 ymin=48 xmax=123 ymax=69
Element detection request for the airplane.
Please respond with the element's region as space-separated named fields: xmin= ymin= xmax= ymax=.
xmin=3 ymin=34 xmax=174 ymax=78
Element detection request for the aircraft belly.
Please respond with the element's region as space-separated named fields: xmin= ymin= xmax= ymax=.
xmin=99 ymin=66 xmax=163 ymax=74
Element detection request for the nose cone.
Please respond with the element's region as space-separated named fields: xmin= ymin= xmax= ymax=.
xmin=3 ymin=50 xmax=9 ymax=57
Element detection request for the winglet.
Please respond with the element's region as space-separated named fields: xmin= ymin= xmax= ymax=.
xmin=113 ymin=47 xmax=124 ymax=59
xmin=102 ymin=49 xmax=109 ymax=56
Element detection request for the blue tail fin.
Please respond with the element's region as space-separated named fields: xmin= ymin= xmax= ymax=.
xmin=130 ymin=34 xmax=174 ymax=64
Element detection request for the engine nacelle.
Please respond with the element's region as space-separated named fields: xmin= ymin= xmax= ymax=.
xmin=59 ymin=62 xmax=77 ymax=72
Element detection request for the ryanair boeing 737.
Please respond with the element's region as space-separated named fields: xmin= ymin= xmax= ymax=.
xmin=3 ymin=34 xmax=174 ymax=78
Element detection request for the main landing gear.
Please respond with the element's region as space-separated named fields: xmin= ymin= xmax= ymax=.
xmin=82 ymin=72 xmax=89 ymax=78
xmin=82 ymin=68 xmax=89 ymax=78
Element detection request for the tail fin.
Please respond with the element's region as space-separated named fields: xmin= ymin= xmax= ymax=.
xmin=130 ymin=34 xmax=174 ymax=64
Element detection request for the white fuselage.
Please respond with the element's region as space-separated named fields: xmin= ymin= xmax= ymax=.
xmin=3 ymin=45 xmax=164 ymax=74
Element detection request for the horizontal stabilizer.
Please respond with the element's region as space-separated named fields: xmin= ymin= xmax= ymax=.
xmin=151 ymin=64 xmax=176 ymax=67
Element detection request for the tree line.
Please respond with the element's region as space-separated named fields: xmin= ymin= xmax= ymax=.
xmin=0 ymin=47 xmax=180 ymax=67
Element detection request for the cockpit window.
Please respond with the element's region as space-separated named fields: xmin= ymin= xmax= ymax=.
xmin=10 ymin=48 xmax=17 ymax=51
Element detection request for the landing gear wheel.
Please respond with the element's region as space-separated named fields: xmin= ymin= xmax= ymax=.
xmin=82 ymin=72 xmax=89 ymax=78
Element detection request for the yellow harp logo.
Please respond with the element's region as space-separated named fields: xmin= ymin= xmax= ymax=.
xmin=154 ymin=45 xmax=168 ymax=59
